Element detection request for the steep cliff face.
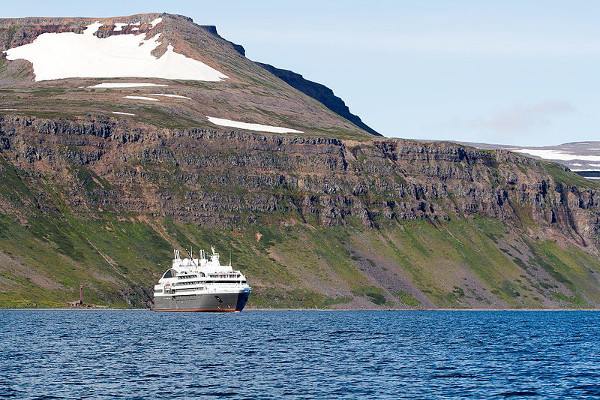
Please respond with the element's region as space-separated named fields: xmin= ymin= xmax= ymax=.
xmin=0 ymin=115 xmax=599 ymax=309
xmin=257 ymin=63 xmax=381 ymax=136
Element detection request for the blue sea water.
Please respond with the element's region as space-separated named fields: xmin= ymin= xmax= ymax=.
xmin=1 ymin=310 xmax=600 ymax=399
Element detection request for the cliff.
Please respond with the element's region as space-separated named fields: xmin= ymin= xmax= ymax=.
xmin=257 ymin=63 xmax=381 ymax=136
xmin=0 ymin=114 xmax=599 ymax=309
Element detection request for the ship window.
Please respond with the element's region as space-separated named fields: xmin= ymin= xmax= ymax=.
xmin=162 ymin=269 xmax=176 ymax=279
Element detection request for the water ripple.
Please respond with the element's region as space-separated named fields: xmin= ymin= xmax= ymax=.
xmin=1 ymin=310 xmax=600 ymax=398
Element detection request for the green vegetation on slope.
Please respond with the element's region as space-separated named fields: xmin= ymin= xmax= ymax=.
xmin=2 ymin=212 xmax=600 ymax=309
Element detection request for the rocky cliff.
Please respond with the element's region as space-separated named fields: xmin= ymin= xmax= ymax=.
xmin=257 ymin=63 xmax=381 ymax=136
xmin=0 ymin=114 xmax=599 ymax=309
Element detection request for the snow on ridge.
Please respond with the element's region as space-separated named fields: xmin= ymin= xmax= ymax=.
xmin=112 ymin=111 xmax=135 ymax=116
xmin=89 ymin=82 xmax=168 ymax=88
xmin=4 ymin=22 xmax=228 ymax=82
xmin=113 ymin=21 xmax=142 ymax=32
xmin=515 ymin=149 xmax=600 ymax=162
xmin=150 ymin=17 xmax=163 ymax=28
xmin=207 ymin=116 xmax=303 ymax=134
xmin=124 ymin=95 xmax=159 ymax=101
xmin=83 ymin=21 xmax=103 ymax=36
xmin=113 ymin=23 xmax=128 ymax=32
xmin=150 ymin=93 xmax=191 ymax=99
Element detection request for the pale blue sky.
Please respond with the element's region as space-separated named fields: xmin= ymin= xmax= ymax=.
xmin=3 ymin=1 xmax=599 ymax=145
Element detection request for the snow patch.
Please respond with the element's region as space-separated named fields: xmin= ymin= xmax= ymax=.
xmin=150 ymin=17 xmax=163 ymax=28
xmin=124 ymin=95 xmax=159 ymax=101
xmin=515 ymin=149 xmax=600 ymax=162
xmin=207 ymin=116 xmax=303 ymax=134
xmin=132 ymin=28 xmax=139 ymax=31
xmin=89 ymin=82 xmax=168 ymax=88
xmin=113 ymin=23 xmax=128 ymax=32
xmin=83 ymin=22 xmax=103 ymax=35
xmin=0 ymin=108 xmax=19 ymax=111
xmin=112 ymin=111 xmax=135 ymax=116
xmin=4 ymin=22 xmax=228 ymax=82
xmin=150 ymin=93 xmax=191 ymax=99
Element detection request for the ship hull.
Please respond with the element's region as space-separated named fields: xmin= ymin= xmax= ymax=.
xmin=153 ymin=290 xmax=250 ymax=312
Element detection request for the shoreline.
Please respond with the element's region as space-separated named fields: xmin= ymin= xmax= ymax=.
xmin=2 ymin=307 xmax=600 ymax=312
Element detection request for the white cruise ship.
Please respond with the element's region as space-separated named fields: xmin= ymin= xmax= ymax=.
xmin=153 ymin=247 xmax=251 ymax=312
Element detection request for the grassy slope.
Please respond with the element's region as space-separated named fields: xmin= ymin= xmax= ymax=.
xmin=1 ymin=212 xmax=600 ymax=309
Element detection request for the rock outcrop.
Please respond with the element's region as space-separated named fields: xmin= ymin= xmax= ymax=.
xmin=258 ymin=62 xmax=381 ymax=136
xmin=0 ymin=115 xmax=597 ymax=246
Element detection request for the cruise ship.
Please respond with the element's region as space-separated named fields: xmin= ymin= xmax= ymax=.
xmin=153 ymin=247 xmax=251 ymax=312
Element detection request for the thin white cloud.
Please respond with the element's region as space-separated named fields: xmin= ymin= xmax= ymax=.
xmin=457 ymin=101 xmax=574 ymax=134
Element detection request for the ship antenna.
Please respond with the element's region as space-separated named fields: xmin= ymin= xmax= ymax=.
xmin=229 ymin=248 xmax=232 ymax=266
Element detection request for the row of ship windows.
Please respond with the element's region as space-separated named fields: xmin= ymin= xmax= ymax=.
xmin=157 ymin=286 xmax=242 ymax=294
xmin=177 ymin=275 xmax=241 ymax=280
xmin=175 ymin=280 xmax=247 ymax=285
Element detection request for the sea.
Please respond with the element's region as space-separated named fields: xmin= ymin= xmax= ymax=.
xmin=1 ymin=310 xmax=599 ymax=399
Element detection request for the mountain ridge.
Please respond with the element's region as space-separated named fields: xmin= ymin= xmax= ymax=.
xmin=177 ymin=22 xmax=382 ymax=136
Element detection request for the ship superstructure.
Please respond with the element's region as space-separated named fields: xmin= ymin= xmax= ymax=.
xmin=153 ymin=247 xmax=251 ymax=312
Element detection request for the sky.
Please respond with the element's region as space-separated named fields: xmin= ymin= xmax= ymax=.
xmin=3 ymin=0 xmax=599 ymax=146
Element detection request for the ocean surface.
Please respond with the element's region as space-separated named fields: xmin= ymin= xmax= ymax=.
xmin=1 ymin=310 xmax=600 ymax=399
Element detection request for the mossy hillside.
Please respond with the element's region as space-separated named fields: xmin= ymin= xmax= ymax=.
xmin=542 ymin=162 xmax=600 ymax=190
xmin=2 ymin=209 xmax=600 ymax=309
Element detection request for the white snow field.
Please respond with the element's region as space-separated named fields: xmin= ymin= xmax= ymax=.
xmin=149 ymin=93 xmax=191 ymax=99
xmin=4 ymin=21 xmax=228 ymax=82
xmin=113 ymin=21 xmax=141 ymax=31
xmin=112 ymin=111 xmax=136 ymax=116
xmin=113 ymin=23 xmax=128 ymax=32
xmin=89 ymin=83 xmax=168 ymax=88
xmin=124 ymin=96 xmax=159 ymax=101
xmin=515 ymin=149 xmax=600 ymax=162
xmin=207 ymin=116 xmax=303 ymax=134
xmin=150 ymin=17 xmax=163 ymax=28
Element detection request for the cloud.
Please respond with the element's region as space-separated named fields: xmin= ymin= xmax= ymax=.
xmin=458 ymin=101 xmax=574 ymax=134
